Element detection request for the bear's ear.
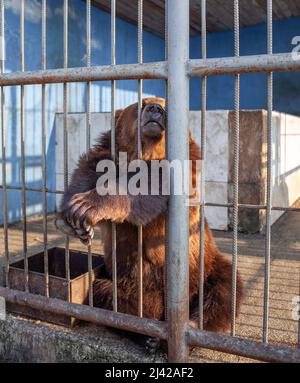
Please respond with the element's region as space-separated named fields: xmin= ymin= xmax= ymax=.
xmin=115 ymin=108 xmax=124 ymax=125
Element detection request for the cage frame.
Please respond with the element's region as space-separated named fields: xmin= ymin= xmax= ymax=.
xmin=0 ymin=0 xmax=300 ymax=363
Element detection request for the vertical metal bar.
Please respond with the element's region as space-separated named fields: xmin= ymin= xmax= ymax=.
xmin=41 ymin=0 xmax=49 ymax=297
xmin=20 ymin=0 xmax=29 ymax=292
xmin=231 ymin=0 xmax=240 ymax=337
xmin=0 ymin=0 xmax=9 ymax=288
xmin=63 ymin=0 xmax=70 ymax=301
xmin=86 ymin=0 xmax=93 ymax=307
xmin=111 ymin=0 xmax=118 ymax=312
xmin=263 ymin=0 xmax=273 ymax=344
xmin=137 ymin=0 xmax=143 ymax=318
xmin=167 ymin=0 xmax=190 ymax=363
xmin=198 ymin=0 xmax=207 ymax=331
xmin=164 ymin=0 xmax=168 ymax=322
xmin=298 ymin=286 xmax=300 ymax=347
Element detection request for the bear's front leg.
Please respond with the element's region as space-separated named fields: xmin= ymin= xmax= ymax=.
xmin=55 ymin=189 xmax=131 ymax=245
xmin=56 ymin=188 xmax=168 ymax=244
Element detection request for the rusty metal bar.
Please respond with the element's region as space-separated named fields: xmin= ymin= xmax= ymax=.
xmin=187 ymin=326 xmax=300 ymax=363
xmin=263 ymin=0 xmax=273 ymax=344
xmin=0 ymin=53 xmax=298 ymax=87
xmin=63 ymin=0 xmax=70 ymax=302
xmin=163 ymin=0 xmax=168 ymax=323
xmin=189 ymin=53 xmax=300 ymax=77
xmin=41 ymin=0 xmax=49 ymax=298
xmin=231 ymin=0 xmax=240 ymax=337
xmin=0 ymin=62 xmax=167 ymax=86
xmin=1 ymin=285 xmax=299 ymax=363
xmin=20 ymin=0 xmax=28 ymax=292
xmin=167 ymin=0 xmax=190 ymax=363
xmin=86 ymin=0 xmax=93 ymax=308
xmin=111 ymin=0 xmax=118 ymax=313
xmin=0 ymin=0 xmax=9 ymax=288
xmin=137 ymin=0 xmax=143 ymax=319
xmin=0 ymin=287 xmax=167 ymax=340
xmin=198 ymin=0 xmax=206 ymax=331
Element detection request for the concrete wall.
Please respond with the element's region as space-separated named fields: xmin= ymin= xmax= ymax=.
xmin=227 ymin=110 xmax=300 ymax=232
xmin=270 ymin=111 xmax=300 ymax=224
xmin=0 ymin=314 xmax=166 ymax=362
xmin=56 ymin=110 xmax=300 ymax=232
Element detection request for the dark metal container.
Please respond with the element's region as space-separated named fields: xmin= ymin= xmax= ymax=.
xmin=5 ymin=247 xmax=104 ymax=327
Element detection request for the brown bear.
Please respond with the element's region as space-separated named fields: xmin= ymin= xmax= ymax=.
xmin=55 ymin=97 xmax=243 ymax=332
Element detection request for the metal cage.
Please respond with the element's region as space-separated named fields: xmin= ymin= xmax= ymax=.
xmin=0 ymin=0 xmax=300 ymax=363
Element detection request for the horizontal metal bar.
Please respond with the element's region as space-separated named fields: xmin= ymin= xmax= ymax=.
xmin=0 ymin=53 xmax=297 ymax=87
xmin=190 ymin=200 xmax=300 ymax=212
xmin=1 ymin=286 xmax=299 ymax=362
xmin=187 ymin=326 xmax=300 ymax=363
xmin=2 ymin=286 xmax=297 ymax=362
xmin=189 ymin=53 xmax=300 ymax=77
xmin=0 ymin=287 xmax=167 ymax=340
xmin=0 ymin=53 xmax=298 ymax=87
xmin=0 ymin=185 xmax=64 ymax=194
xmin=1 ymin=185 xmax=299 ymax=211
xmin=0 ymin=62 xmax=167 ymax=86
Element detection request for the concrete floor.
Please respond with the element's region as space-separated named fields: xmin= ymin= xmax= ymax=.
xmin=0 ymin=211 xmax=299 ymax=363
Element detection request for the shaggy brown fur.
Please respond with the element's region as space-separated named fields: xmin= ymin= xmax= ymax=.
xmin=56 ymin=97 xmax=243 ymax=332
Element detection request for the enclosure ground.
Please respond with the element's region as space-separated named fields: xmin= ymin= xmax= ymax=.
xmin=0 ymin=211 xmax=299 ymax=363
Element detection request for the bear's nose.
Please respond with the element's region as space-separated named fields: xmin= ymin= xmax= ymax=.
xmin=146 ymin=103 xmax=164 ymax=118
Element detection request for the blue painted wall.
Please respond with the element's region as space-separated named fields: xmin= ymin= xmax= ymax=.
xmin=0 ymin=0 xmax=300 ymax=224
xmin=190 ymin=16 xmax=300 ymax=113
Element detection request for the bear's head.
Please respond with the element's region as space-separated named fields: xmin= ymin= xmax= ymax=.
xmin=115 ymin=97 xmax=166 ymax=161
